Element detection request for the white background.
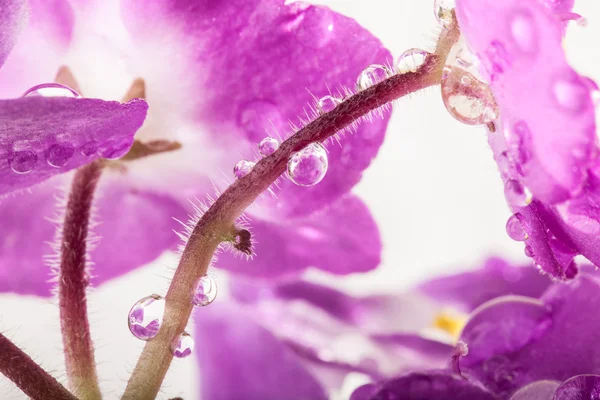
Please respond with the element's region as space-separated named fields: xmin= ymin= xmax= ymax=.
xmin=0 ymin=0 xmax=599 ymax=399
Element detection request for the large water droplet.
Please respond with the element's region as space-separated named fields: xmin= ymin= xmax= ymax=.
xmin=504 ymin=179 xmax=531 ymax=206
xmin=258 ymin=137 xmax=280 ymax=156
xmin=434 ymin=0 xmax=455 ymax=26
xmin=238 ymin=100 xmax=282 ymax=141
xmin=295 ymin=6 xmax=334 ymax=49
xmin=22 ymin=83 xmax=80 ymax=98
xmin=192 ymin=275 xmax=218 ymax=307
xmin=553 ymin=77 xmax=589 ymax=114
xmin=81 ymin=140 xmax=99 ymax=157
xmin=396 ymin=48 xmax=428 ymax=73
xmin=9 ymin=150 xmax=37 ymax=174
xmin=317 ymin=95 xmax=342 ymax=114
xmin=233 ymin=160 xmax=255 ymax=179
xmin=46 ymin=143 xmax=74 ymax=168
xmin=288 ymin=142 xmax=328 ymax=187
xmin=441 ymin=66 xmax=498 ymax=125
xmin=171 ymin=331 xmax=195 ymax=359
xmin=509 ymin=10 xmax=538 ymax=54
xmin=128 ymin=294 xmax=165 ymax=341
xmin=506 ymin=213 xmax=528 ymax=241
xmin=356 ymin=65 xmax=390 ymax=91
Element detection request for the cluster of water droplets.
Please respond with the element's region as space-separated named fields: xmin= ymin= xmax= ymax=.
xmin=127 ymin=275 xmax=218 ymax=358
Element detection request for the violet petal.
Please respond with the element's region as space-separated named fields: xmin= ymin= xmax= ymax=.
xmin=0 ymin=0 xmax=28 ymax=68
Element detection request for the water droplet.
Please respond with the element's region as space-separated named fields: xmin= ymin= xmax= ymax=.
xmin=100 ymin=139 xmax=133 ymax=160
xmin=288 ymin=142 xmax=328 ymax=187
xmin=233 ymin=160 xmax=255 ymax=179
xmin=171 ymin=331 xmax=195 ymax=358
xmin=396 ymin=48 xmax=428 ymax=73
xmin=22 ymin=83 xmax=80 ymax=98
xmin=258 ymin=137 xmax=280 ymax=157
xmin=509 ymin=10 xmax=538 ymax=54
xmin=441 ymin=66 xmax=499 ymax=125
xmin=192 ymin=275 xmax=218 ymax=307
xmin=46 ymin=143 xmax=74 ymax=168
xmin=506 ymin=213 xmax=528 ymax=241
xmin=238 ymin=100 xmax=282 ymax=141
xmin=434 ymin=0 xmax=455 ymax=26
xmin=524 ymin=245 xmax=534 ymax=258
xmin=497 ymin=151 xmax=512 ymax=178
xmin=553 ymin=77 xmax=589 ymax=113
xmin=81 ymin=140 xmax=99 ymax=157
xmin=505 ymin=121 xmax=532 ymax=170
xmin=295 ymin=6 xmax=334 ymax=49
xmin=504 ymin=179 xmax=531 ymax=206
xmin=485 ymin=41 xmax=510 ymax=80
xmin=356 ymin=65 xmax=390 ymax=91
xmin=317 ymin=95 xmax=342 ymax=114
xmin=128 ymin=294 xmax=165 ymax=341
xmin=9 ymin=150 xmax=37 ymax=174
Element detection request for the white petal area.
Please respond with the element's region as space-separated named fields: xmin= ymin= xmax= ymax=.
xmin=0 ymin=252 xmax=198 ymax=399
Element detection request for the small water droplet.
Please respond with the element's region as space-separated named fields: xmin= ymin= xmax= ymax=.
xmin=434 ymin=0 xmax=455 ymax=26
xmin=295 ymin=7 xmax=334 ymax=49
xmin=238 ymin=100 xmax=282 ymax=141
xmin=22 ymin=83 xmax=80 ymax=98
xmin=100 ymin=140 xmax=133 ymax=160
xmin=509 ymin=10 xmax=538 ymax=54
xmin=317 ymin=95 xmax=342 ymax=114
xmin=504 ymin=179 xmax=531 ymax=206
xmin=506 ymin=213 xmax=528 ymax=241
xmin=396 ymin=48 xmax=428 ymax=73
xmin=258 ymin=137 xmax=280 ymax=157
xmin=497 ymin=151 xmax=512 ymax=178
xmin=81 ymin=140 xmax=99 ymax=157
xmin=524 ymin=245 xmax=534 ymax=258
xmin=553 ymin=77 xmax=589 ymax=113
xmin=171 ymin=331 xmax=195 ymax=358
xmin=192 ymin=275 xmax=218 ymax=307
xmin=46 ymin=143 xmax=74 ymax=168
xmin=356 ymin=65 xmax=390 ymax=91
xmin=288 ymin=142 xmax=328 ymax=187
xmin=441 ymin=66 xmax=499 ymax=125
xmin=9 ymin=149 xmax=37 ymax=174
xmin=233 ymin=160 xmax=255 ymax=179
xmin=485 ymin=41 xmax=510 ymax=80
xmin=128 ymin=294 xmax=165 ymax=341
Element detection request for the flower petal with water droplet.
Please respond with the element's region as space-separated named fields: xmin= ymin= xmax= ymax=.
xmin=0 ymin=97 xmax=147 ymax=195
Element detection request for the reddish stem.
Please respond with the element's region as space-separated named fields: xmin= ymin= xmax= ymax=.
xmin=58 ymin=160 xmax=103 ymax=400
xmin=0 ymin=332 xmax=77 ymax=400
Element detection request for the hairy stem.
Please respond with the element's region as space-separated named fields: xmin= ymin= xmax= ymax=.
xmin=0 ymin=332 xmax=77 ymax=400
xmin=59 ymin=160 xmax=103 ymax=400
xmin=123 ymin=20 xmax=460 ymax=400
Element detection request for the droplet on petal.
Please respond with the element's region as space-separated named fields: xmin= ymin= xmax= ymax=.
xmin=238 ymin=100 xmax=283 ymax=141
xmin=128 ymin=294 xmax=165 ymax=341
xmin=396 ymin=48 xmax=428 ymax=73
xmin=356 ymin=65 xmax=390 ymax=91
xmin=434 ymin=0 xmax=455 ymax=26
xmin=524 ymin=245 xmax=534 ymax=258
xmin=497 ymin=151 xmax=512 ymax=178
xmin=441 ymin=66 xmax=499 ymax=125
xmin=81 ymin=140 xmax=99 ymax=157
xmin=192 ymin=275 xmax=218 ymax=307
xmin=509 ymin=10 xmax=538 ymax=55
xmin=552 ymin=77 xmax=589 ymax=114
xmin=9 ymin=149 xmax=37 ymax=174
xmin=45 ymin=143 xmax=75 ymax=168
xmin=506 ymin=213 xmax=528 ymax=241
xmin=100 ymin=139 xmax=133 ymax=160
xmin=504 ymin=179 xmax=531 ymax=206
xmin=485 ymin=41 xmax=511 ymax=80
xmin=295 ymin=6 xmax=334 ymax=49
xmin=22 ymin=83 xmax=80 ymax=98
xmin=258 ymin=137 xmax=280 ymax=156
xmin=288 ymin=143 xmax=328 ymax=187
xmin=233 ymin=160 xmax=256 ymax=179
xmin=317 ymin=95 xmax=342 ymax=114
xmin=171 ymin=331 xmax=195 ymax=359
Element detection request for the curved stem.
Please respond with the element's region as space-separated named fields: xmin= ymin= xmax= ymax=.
xmin=122 ymin=20 xmax=460 ymax=400
xmin=0 ymin=332 xmax=77 ymax=400
xmin=59 ymin=160 xmax=103 ymax=400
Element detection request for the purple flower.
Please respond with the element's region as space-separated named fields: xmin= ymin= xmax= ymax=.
xmin=455 ymin=0 xmax=598 ymax=279
xmin=0 ymin=0 xmax=391 ymax=295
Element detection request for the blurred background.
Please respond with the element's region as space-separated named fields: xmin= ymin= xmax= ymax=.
xmin=0 ymin=0 xmax=598 ymax=398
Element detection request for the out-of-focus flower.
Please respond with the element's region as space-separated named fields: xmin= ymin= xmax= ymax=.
xmin=0 ymin=0 xmax=392 ymax=295
xmin=455 ymin=0 xmax=598 ymax=279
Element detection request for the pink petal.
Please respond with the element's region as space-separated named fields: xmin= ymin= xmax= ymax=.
xmin=0 ymin=0 xmax=28 ymax=68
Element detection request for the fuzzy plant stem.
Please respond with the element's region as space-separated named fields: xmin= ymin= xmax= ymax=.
xmin=122 ymin=20 xmax=460 ymax=400
xmin=58 ymin=160 xmax=104 ymax=400
xmin=0 ymin=332 xmax=77 ymax=400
